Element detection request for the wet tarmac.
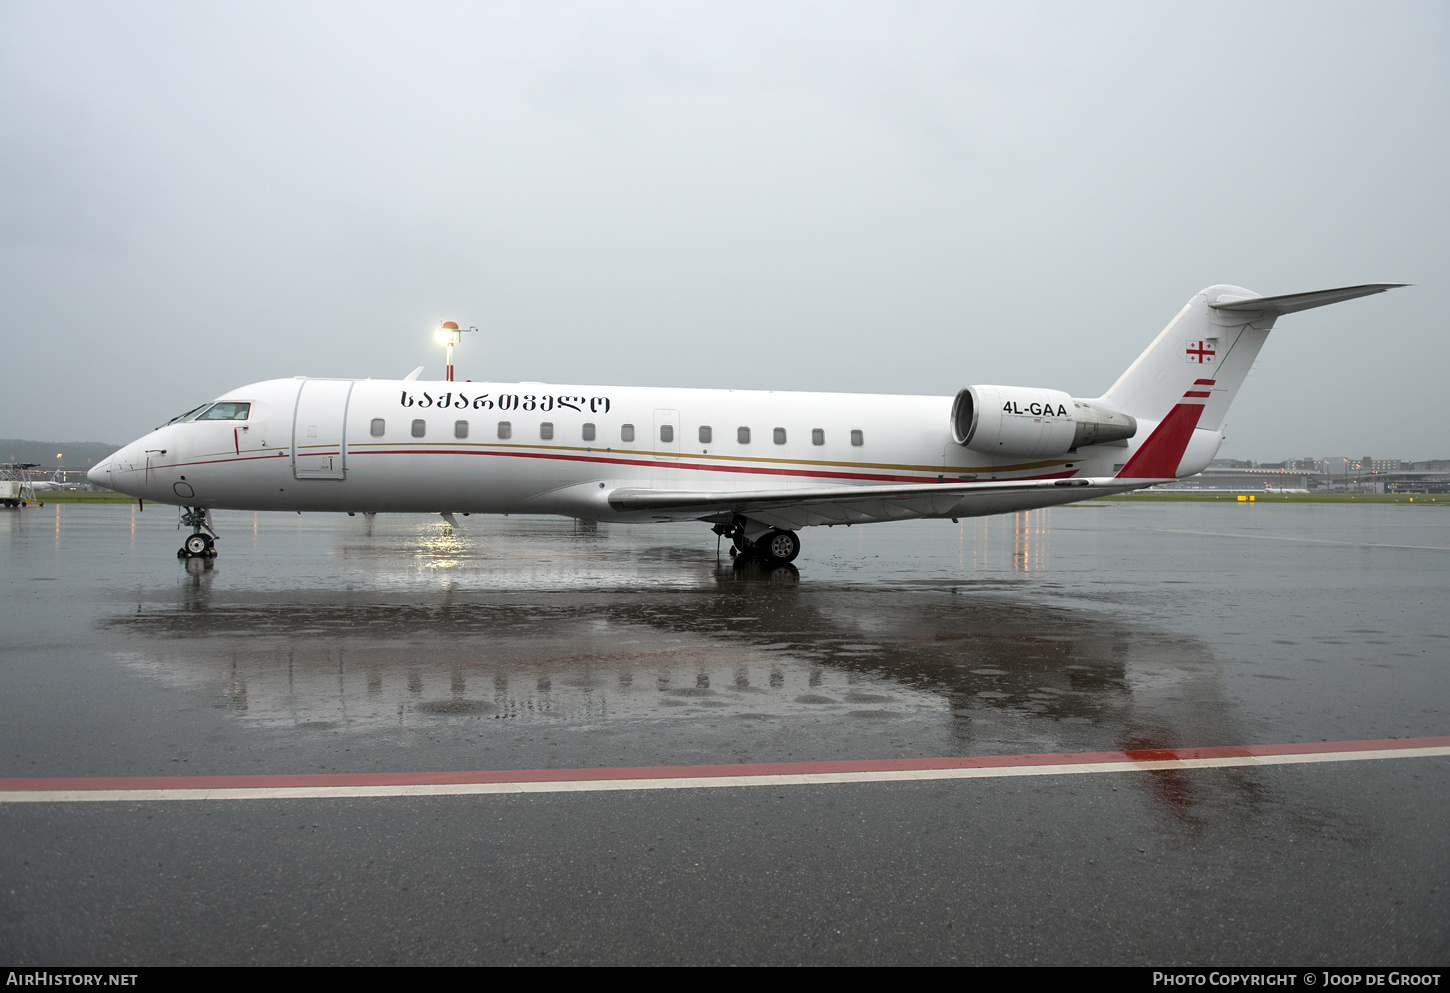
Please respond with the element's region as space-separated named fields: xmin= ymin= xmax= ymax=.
xmin=1 ymin=501 xmax=1447 ymax=964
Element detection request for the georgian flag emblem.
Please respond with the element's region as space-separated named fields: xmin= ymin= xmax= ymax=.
xmin=1185 ymin=339 xmax=1216 ymax=364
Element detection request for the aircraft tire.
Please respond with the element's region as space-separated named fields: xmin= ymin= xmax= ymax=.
xmin=184 ymin=534 xmax=209 ymax=556
xmin=758 ymin=529 xmax=801 ymax=565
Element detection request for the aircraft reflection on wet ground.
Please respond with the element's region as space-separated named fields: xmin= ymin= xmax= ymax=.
xmin=102 ymin=509 xmax=1233 ymax=768
xmin=3 ymin=502 xmax=1448 ymax=965
xmin=13 ymin=500 xmax=1450 ymax=771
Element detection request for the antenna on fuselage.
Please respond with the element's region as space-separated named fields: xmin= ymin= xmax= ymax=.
xmin=437 ymin=321 xmax=477 ymax=382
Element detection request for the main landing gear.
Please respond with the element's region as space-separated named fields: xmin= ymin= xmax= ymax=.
xmin=177 ymin=506 xmax=218 ymax=559
xmin=713 ymin=519 xmax=801 ymax=565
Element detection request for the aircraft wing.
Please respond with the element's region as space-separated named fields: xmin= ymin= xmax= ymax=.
xmin=607 ymin=476 xmax=1155 ymax=529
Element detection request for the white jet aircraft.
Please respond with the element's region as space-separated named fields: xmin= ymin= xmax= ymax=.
xmin=90 ymin=283 xmax=1402 ymax=563
xmin=29 ymin=470 xmax=67 ymax=493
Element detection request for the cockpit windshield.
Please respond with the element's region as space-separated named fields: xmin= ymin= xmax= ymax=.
xmin=195 ymin=402 xmax=251 ymax=420
xmin=161 ymin=401 xmax=251 ymax=428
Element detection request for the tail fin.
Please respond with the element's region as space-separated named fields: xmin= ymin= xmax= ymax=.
xmin=1102 ymin=283 xmax=1404 ymax=479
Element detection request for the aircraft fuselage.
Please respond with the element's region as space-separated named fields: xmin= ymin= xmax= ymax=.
xmin=95 ymin=377 xmax=1141 ymax=522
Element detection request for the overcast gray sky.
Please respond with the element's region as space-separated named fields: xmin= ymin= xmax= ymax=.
xmin=2 ymin=1 xmax=1446 ymax=460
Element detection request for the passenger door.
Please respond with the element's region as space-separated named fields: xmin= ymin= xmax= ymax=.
xmin=292 ymin=379 xmax=354 ymax=480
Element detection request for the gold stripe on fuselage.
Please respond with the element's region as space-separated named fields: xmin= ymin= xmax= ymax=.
xmin=177 ymin=441 xmax=1070 ymax=477
xmin=343 ymin=441 xmax=1069 ymax=476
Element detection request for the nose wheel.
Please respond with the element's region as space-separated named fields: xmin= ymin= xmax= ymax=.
xmin=177 ymin=506 xmax=218 ymax=559
xmin=180 ymin=532 xmax=214 ymax=558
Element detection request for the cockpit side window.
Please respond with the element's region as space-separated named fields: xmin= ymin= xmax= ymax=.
xmin=165 ymin=404 xmax=213 ymax=426
xmin=195 ymin=402 xmax=251 ymax=421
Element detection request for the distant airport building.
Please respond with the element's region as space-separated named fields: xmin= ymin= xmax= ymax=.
xmin=1167 ymin=456 xmax=1449 ymax=494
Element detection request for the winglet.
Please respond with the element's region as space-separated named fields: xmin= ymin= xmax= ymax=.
xmin=403 ymin=366 xmax=425 ymax=382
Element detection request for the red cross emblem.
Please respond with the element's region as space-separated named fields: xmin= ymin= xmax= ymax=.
xmin=1185 ymin=339 xmax=1216 ymax=364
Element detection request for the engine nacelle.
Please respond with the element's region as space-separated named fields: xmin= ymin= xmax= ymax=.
xmin=951 ymin=386 xmax=1137 ymax=458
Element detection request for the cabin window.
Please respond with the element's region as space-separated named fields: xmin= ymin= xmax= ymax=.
xmin=540 ymin=422 xmax=554 ymax=440
xmin=370 ymin=419 xmax=386 ymax=437
xmin=699 ymin=426 xmax=712 ymax=444
xmin=196 ymin=402 xmax=251 ymax=421
xmin=811 ymin=428 xmax=824 ymax=446
xmin=773 ymin=427 xmax=787 ymax=445
xmin=660 ymin=424 xmax=674 ymax=443
xmin=851 ymin=429 xmax=864 ymax=447
xmin=454 ymin=420 xmax=468 ymax=439
xmin=621 ymin=424 xmax=635 ymax=443
xmin=582 ymin=422 xmax=596 ymax=442
xmin=737 ymin=426 xmax=750 ymax=444
xmin=411 ymin=419 xmax=426 ymax=438
xmin=497 ymin=421 xmax=512 ymax=440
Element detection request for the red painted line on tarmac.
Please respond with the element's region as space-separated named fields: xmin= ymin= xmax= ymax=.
xmin=4 ymin=736 xmax=1446 ymax=794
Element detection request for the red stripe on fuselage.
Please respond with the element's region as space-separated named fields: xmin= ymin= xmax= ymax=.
xmin=127 ymin=448 xmax=1078 ymax=488
xmin=353 ymin=447 xmax=1079 ymax=485
xmin=1116 ymin=402 xmax=1205 ymax=479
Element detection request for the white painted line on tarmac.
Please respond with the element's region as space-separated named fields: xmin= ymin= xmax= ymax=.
xmin=2 ymin=738 xmax=1446 ymax=803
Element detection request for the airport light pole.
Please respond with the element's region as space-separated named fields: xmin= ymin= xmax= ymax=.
xmin=438 ymin=321 xmax=477 ymax=382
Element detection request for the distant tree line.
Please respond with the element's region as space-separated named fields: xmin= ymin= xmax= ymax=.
xmin=1 ymin=439 xmax=122 ymax=467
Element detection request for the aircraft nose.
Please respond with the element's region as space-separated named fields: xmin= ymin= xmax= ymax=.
xmin=88 ymin=458 xmax=113 ymax=488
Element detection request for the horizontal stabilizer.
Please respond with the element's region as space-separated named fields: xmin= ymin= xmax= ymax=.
xmin=1208 ymin=283 xmax=1407 ymax=315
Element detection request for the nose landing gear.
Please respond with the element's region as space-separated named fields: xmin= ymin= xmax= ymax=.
xmin=177 ymin=506 xmax=218 ymax=559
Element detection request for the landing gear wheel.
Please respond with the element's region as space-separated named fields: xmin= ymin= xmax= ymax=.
xmin=177 ymin=506 xmax=219 ymax=559
xmin=758 ymin=529 xmax=801 ymax=565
